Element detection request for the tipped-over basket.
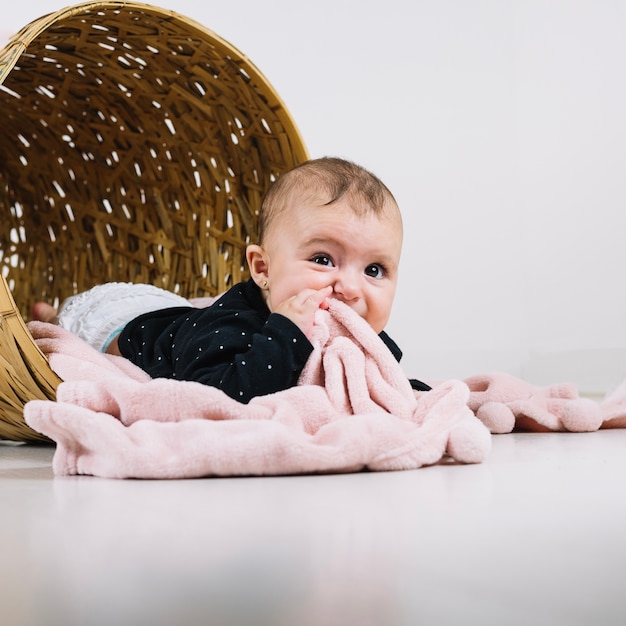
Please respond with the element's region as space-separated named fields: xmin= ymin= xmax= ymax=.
xmin=0 ymin=1 xmax=308 ymax=442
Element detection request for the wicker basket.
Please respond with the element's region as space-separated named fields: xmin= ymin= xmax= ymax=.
xmin=0 ymin=1 xmax=308 ymax=441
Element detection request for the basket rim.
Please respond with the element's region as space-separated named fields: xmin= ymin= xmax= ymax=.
xmin=0 ymin=0 xmax=308 ymax=164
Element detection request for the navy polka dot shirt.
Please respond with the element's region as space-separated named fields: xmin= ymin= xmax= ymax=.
xmin=119 ymin=279 xmax=429 ymax=402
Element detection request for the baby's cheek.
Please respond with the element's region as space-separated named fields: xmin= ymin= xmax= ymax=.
xmin=368 ymin=307 xmax=392 ymax=334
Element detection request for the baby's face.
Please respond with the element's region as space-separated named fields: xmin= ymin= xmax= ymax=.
xmin=259 ymin=197 xmax=403 ymax=334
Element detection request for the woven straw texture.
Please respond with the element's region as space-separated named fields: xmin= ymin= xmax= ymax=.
xmin=0 ymin=1 xmax=308 ymax=441
xmin=0 ymin=275 xmax=61 ymax=442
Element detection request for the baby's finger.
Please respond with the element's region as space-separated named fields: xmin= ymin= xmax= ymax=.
xmin=306 ymin=286 xmax=332 ymax=309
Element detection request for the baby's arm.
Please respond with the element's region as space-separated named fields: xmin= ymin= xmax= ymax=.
xmin=117 ymin=284 xmax=330 ymax=403
xmin=176 ymin=312 xmax=314 ymax=402
xmin=180 ymin=287 xmax=330 ymax=400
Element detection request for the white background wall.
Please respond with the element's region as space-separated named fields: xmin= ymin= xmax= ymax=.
xmin=3 ymin=0 xmax=626 ymax=395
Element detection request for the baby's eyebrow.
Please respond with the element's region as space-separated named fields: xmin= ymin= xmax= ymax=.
xmin=374 ymin=255 xmax=397 ymax=266
xmin=304 ymin=237 xmax=336 ymax=245
xmin=301 ymin=237 xmax=336 ymax=248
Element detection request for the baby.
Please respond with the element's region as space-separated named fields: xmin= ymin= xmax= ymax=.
xmin=33 ymin=157 xmax=430 ymax=401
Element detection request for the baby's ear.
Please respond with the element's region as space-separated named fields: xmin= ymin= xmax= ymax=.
xmin=245 ymin=244 xmax=269 ymax=285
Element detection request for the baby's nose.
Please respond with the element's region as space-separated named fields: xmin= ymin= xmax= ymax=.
xmin=332 ymin=270 xmax=360 ymax=301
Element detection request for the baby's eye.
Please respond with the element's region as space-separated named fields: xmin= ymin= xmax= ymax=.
xmin=365 ymin=263 xmax=385 ymax=279
xmin=311 ymin=254 xmax=334 ymax=267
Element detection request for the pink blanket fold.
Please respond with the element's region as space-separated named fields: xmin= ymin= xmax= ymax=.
xmin=24 ymin=300 xmax=491 ymax=478
xmin=464 ymin=372 xmax=626 ymax=434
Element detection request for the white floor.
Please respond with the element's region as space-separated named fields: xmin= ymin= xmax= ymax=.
xmin=1 ymin=430 xmax=625 ymax=626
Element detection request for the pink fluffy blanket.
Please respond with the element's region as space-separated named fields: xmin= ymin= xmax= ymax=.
xmin=464 ymin=372 xmax=626 ymax=434
xmin=23 ymin=300 xmax=491 ymax=478
xmin=23 ymin=298 xmax=626 ymax=479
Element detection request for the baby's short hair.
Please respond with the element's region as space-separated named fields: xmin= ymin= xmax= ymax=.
xmin=257 ymin=157 xmax=400 ymax=244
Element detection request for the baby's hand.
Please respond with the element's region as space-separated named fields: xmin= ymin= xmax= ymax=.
xmin=273 ymin=286 xmax=332 ymax=340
